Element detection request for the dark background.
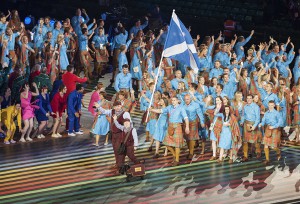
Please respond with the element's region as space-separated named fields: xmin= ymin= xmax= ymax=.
xmin=1 ymin=0 xmax=300 ymax=46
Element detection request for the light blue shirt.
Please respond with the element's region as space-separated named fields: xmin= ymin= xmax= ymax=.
xmin=209 ymin=68 xmax=223 ymax=79
xmin=260 ymin=109 xmax=282 ymax=128
xmin=129 ymin=21 xmax=148 ymax=36
xmin=275 ymin=48 xmax=294 ymax=78
xmin=241 ymin=102 xmax=260 ymax=128
xmin=78 ymin=35 xmax=88 ymax=51
xmin=162 ymin=104 xmax=188 ymax=123
xmin=111 ymin=30 xmax=128 ymax=50
xmin=183 ymin=101 xmax=204 ymax=124
xmin=258 ymin=89 xmax=280 ymax=108
xmin=4 ymin=33 xmax=19 ymax=51
xmin=234 ymin=35 xmax=252 ymax=61
xmin=293 ymin=55 xmax=300 ymax=84
xmin=213 ymin=51 xmax=230 ymax=67
xmin=171 ymin=78 xmax=188 ymax=90
xmin=92 ymin=34 xmax=108 ymax=48
xmin=114 ymin=72 xmax=132 ymax=92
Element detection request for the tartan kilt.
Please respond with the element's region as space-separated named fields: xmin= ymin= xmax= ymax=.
xmin=184 ymin=119 xmax=199 ymax=141
xmin=163 ymin=123 xmax=184 ymax=148
xmin=243 ymin=120 xmax=262 ymax=143
xmin=95 ymin=48 xmax=108 ymax=63
xmin=262 ymin=127 xmax=281 ymax=148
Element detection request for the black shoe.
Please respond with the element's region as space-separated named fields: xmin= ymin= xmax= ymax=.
xmin=152 ymin=154 xmax=159 ymax=159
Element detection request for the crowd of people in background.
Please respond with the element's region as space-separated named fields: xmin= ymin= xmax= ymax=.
xmin=0 ymin=6 xmax=300 ymax=173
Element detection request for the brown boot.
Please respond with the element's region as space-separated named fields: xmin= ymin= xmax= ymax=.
xmin=147 ymin=146 xmax=152 ymax=152
xmin=263 ymin=160 xmax=270 ymax=165
xmin=256 ymin=152 xmax=261 ymax=159
xmin=209 ymin=156 xmax=217 ymax=161
xmin=186 ymin=154 xmax=193 ymax=160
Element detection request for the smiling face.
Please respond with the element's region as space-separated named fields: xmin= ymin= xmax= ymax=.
xmin=246 ymin=95 xmax=253 ymax=104
xmin=171 ymin=97 xmax=179 ymax=106
xmin=215 ymin=97 xmax=222 ymax=105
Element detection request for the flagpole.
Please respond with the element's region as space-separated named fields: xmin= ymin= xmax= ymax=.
xmin=145 ymin=10 xmax=175 ymax=122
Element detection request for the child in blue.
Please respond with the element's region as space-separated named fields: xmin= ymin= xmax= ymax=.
xmin=35 ymin=85 xmax=54 ymax=139
xmin=67 ymin=84 xmax=84 ymax=136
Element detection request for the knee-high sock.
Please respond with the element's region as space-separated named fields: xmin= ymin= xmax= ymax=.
xmin=274 ymin=147 xmax=281 ymax=155
xmin=175 ymin=148 xmax=180 ymax=162
xmin=167 ymin=146 xmax=175 ymax=157
xmin=264 ymin=148 xmax=270 ymax=161
xmin=189 ymin=140 xmax=195 ymax=155
xmin=243 ymin=143 xmax=249 ymax=158
xmin=201 ymin=141 xmax=205 ymax=153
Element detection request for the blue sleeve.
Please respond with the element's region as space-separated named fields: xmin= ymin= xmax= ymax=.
xmin=47 ymin=94 xmax=52 ymax=113
xmin=196 ymin=105 xmax=205 ymax=124
xmin=140 ymin=20 xmax=148 ymax=30
xmin=253 ymin=105 xmax=260 ymax=128
xmin=260 ymin=114 xmax=266 ymax=127
xmin=114 ymin=75 xmax=120 ymax=92
xmin=126 ymin=39 xmax=132 ymax=49
xmin=294 ymin=55 xmax=300 ymax=69
xmin=87 ymin=23 xmax=94 ymax=31
xmin=124 ymin=30 xmax=128 ymax=40
xmin=111 ymin=37 xmax=116 ymax=50
xmin=207 ymin=41 xmax=213 ymax=56
xmin=129 ymin=74 xmax=133 ymax=90
xmin=240 ymin=35 xmax=251 ymax=46
xmin=273 ymin=112 xmax=282 ymax=128
xmin=285 ymin=48 xmax=295 ymax=65
xmin=84 ymin=14 xmax=90 ymax=24
xmin=38 ymin=96 xmax=47 ymax=115
xmin=181 ymin=107 xmax=188 ymax=119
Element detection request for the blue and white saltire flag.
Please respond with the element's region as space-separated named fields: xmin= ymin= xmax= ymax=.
xmin=163 ymin=10 xmax=200 ymax=74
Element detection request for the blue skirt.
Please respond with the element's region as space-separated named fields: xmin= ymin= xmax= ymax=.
xmin=92 ymin=115 xmax=110 ymax=135
xmin=218 ymin=126 xmax=232 ymax=150
xmin=146 ymin=119 xmax=157 ymax=136
xmin=153 ymin=114 xmax=168 ymax=142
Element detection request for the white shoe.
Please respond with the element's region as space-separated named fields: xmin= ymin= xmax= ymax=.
xmin=26 ymin=137 xmax=33 ymax=141
xmin=37 ymin=135 xmax=42 ymax=139
xmin=52 ymin=134 xmax=60 ymax=138
xmin=10 ymin=140 xmax=16 ymax=144
xmin=104 ymin=142 xmax=108 ymax=146
xmin=68 ymin=133 xmax=76 ymax=137
xmin=57 ymin=133 xmax=62 ymax=137
xmin=40 ymin=134 xmax=45 ymax=138
xmin=4 ymin=141 xmax=10 ymax=145
xmin=19 ymin=138 xmax=26 ymax=143
xmin=75 ymin=131 xmax=84 ymax=135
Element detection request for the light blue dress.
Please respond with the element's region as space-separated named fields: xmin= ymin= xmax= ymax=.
xmin=130 ymin=47 xmax=142 ymax=80
xmin=59 ymin=43 xmax=69 ymax=71
xmin=153 ymin=112 xmax=168 ymax=142
xmin=218 ymin=116 xmax=233 ymax=150
xmin=146 ymin=112 xmax=157 ymax=136
xmin=92 ymin=101 xmax=110 ymax=136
